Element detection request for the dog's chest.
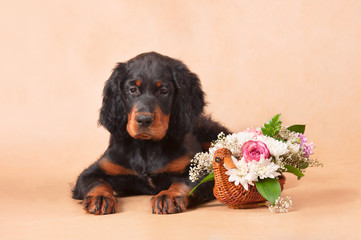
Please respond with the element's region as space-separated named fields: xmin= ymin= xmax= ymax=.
xmin=131 ymin=151 xmax=167 ymax=175
xmin=129 ymin=151 xmax=169 ymax=189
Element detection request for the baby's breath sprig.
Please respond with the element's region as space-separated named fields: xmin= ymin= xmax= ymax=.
xmin=267 ymin=196 xmax=293 ymax=213
xmin=189 ymin=152 xmax=213 ymax=182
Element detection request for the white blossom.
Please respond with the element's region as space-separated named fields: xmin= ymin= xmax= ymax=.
xmin=209 ymin=132 xmax=256 ymax=157
xmin=248 ymin=156 xmax=281 ymax=180
xmin=224 ymin=155 xmax=280 ymax=190
xmin=287 ymin=142 xmax=300 ymax=154
xmin=224 ymin=157 xmax=254 ymax=190
xmin=256 ymin=135 xmax=289 ymax=157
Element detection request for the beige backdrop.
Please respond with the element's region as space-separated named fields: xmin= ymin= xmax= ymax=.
xmin=1 ymin=0 xmax=360 ymax=239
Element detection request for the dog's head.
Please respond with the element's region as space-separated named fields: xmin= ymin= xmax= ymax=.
xmin=98 ymin=52 xmax=205 ymax=141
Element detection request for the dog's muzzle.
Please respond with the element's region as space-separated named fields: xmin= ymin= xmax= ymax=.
xmin=127 ymin=104 xmax=170 ymax=141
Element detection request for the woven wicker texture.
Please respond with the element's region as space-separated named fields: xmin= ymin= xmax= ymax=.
xmin=213 ymin=148 xmax=285 ymax=209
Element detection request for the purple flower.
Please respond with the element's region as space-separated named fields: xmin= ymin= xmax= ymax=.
xmin=298 ymin=134 xmax=314 ymax=157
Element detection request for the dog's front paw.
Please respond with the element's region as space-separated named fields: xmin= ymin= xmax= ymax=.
xmin=83 ymin=195 xmax=118 ymax=215
xmin=83 ymin=183 xmax=118 ymax=215
xmin=151 ymin=188 xmax=189 ymax=214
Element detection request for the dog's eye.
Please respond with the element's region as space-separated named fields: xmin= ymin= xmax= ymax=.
xmin=160 ymin=87 xmax=168 ymax=95
xmin=129 ymin=87 xmax=139 ymax=95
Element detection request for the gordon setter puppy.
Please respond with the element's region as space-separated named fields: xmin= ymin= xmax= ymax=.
xmin=72 ymin=52 xmax=230 ymax=214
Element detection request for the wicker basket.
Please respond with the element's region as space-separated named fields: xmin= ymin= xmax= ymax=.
xmin=213 ymin=148 xmax=286 ymax=209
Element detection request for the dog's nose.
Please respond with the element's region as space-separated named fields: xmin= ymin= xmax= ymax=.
xmin=136 ymin=114 xmax=154 ymax=128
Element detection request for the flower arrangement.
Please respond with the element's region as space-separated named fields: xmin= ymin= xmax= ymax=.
xmin=189 ymin=114 xmax=322 ymax=213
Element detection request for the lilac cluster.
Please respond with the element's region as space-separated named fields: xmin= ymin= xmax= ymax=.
xmin=298 ymin=134 xmax=314 ymax=158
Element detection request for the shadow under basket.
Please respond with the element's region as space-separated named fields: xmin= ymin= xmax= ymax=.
xmin=213 ymin=174 xmax=286 ymax=209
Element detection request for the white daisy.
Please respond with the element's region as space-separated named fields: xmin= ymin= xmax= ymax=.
xmin=256 ymin=135 xmax=289 ymax=157
xmin=248 ymin=156 xmax=281 ymax=180
xmin=224 ymin=157 xmax=253 ymax=190
xmin=287 ymin=142 xmax=300 ymax=154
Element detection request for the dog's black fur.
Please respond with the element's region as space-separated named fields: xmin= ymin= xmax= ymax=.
xmin=72 ymin=52 xmax=230 ymax=214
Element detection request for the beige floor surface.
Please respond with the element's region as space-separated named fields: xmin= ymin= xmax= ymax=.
xmin=1 ymin=162 xmax=360 ymax=240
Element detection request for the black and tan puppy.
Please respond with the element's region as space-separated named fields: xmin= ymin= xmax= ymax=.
xmin=72 ymin=52 xmax=230 ymax=214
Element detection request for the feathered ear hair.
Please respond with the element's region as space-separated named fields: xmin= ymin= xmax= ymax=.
xmin=98 ymin=63 xmax=128 ymax=138
xmin=167 ymin=60 xmax=206 ymax=138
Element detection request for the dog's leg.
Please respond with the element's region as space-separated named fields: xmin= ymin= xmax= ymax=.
xmin=150 ymin=182 xmax=191 ymax=214
xmin=82 ymin=182 xmax=118 ymax=215
xmin=72 ymin=162 xmax=118 ymax=215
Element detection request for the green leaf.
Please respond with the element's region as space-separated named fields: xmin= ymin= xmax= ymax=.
xmin=188 ymin=172 xmax=214 ymax=197
xmin=261 ymin=128 xmax=272 ymax=137
xmin=287 ymin=125 xmax=306 ymax=134
xmin=284 ymin=165 xmax=305 ymax=179
xmin=261 ymin=113 xmax=282 ymax=137
xmin=272 ymin=113 xmax=281 ymax=123
xmin=255 ymin=178 xmax=281 ymax=204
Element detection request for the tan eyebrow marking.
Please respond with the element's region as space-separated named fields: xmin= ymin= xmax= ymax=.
xmin=136 ymin=80 xmax=141 ymax=87
xmin=156 ymin=80 xmax=162 ymax=88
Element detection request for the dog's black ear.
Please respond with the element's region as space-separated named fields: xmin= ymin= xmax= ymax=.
xmin=168 ymin=61 xmax=206 ymax=137
xmin=98 ymin=63 xmax=128 ymax=138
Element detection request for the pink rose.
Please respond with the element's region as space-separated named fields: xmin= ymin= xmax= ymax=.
xmin=241 ymin=140 xmax=270 ymax=163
